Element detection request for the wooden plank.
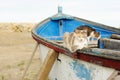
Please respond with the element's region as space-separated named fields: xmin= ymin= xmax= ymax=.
xmin=21 ymin=43 xmax=39 ymax=80
xmin=38 ymin=49 xmax=59 ymax=80
xmin=91 ymin=48 xmax=120 ymax=60
xmin=98 ymin=38 xmax=120 ymax=50
xmin=107 ymin=71 xmax=119 ymax=80
xmin=111 ymin=34 xmax=120 ymax=40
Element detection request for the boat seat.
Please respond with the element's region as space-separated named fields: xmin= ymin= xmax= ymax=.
xmin=98 ymin=38 xmax=120 ymax=51
xmin=111 ymin=34 xmax=120 ymax=40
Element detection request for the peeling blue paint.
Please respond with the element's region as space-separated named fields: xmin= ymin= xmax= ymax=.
xmin=70 ymin=60 xmax=91 ymax=80
xmin=98 ymin=39 xmax=104 ymax=49
xmin=92 ymin=49 xmax=101 ymax=54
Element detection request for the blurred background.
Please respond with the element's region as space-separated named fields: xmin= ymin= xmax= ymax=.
xmin=0 ymin=0 xmax=120 ymax=28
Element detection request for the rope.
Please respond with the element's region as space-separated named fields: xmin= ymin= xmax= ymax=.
xmin=21 ymin=42 xmax=39 ymax=80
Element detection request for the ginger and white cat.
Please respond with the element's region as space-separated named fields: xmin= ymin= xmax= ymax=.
xmin=75 ymin=25 xmax=101 ymax=42
xmin=63 ymin=25 xmax=101 ymax=52
xmin=63 ymin=30 xmax=88 ymax=52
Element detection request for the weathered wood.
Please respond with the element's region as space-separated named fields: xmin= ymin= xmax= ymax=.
xmin=99 ymin=38 xmax=120 ymax=51
xmin=21 ymin=43 xmax=39 ymax=80
xmin=92 ymin=48 xmax=120 ymax=58
xmin=77 ymin=48 xmax=120 ymax=70
xmin=38 ymin=49 xmax=59 ymax=80
xmin=114 ymin=75 xmax=120 ymax=80
xmin=78 ymin=48 xmax=120 ymax=60
xmin=111 ymin=34 xmax=120 ymax=40
xmin=107 ymin=71 xmax=120 ymax=80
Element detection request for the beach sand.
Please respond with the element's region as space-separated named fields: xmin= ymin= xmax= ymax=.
xmin=0 ymin=27 xmax=41 ymax=80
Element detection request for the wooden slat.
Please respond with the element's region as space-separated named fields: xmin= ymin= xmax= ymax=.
xmin=91 ymin=48 xmax=120 ymax=60
xmin=38 ymin=49 xmax=59 ymax=80
xmin=99 ymin=38 xmax=120 ymax=50
xmin=111 ymin=34 xmax=120 ymax=40
xmin=107 ymin=71 xmax=119 ymax=80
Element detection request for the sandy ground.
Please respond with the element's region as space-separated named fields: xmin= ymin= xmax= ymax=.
xmin=0 ymin=30 xmax=41 ymax=80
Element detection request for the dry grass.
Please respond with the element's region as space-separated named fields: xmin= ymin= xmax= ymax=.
xmin=0 ymin=23 xmax=36 ymax=32
xmin=0 ymin=23 xmax=41 ymax=80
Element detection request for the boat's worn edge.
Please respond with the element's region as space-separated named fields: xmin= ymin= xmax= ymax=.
xmin=77 ymin=48 xmax=120 ymax=60
xmin=32 ymin=31 xmax=73 ymax=55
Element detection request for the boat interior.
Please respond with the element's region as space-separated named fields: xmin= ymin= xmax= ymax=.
xmin=33 ymin=18 xmax=120 ymax=56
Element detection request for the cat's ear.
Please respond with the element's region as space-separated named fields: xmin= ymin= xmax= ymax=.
xmin=74 ymin=29 xmax=80 ymax=33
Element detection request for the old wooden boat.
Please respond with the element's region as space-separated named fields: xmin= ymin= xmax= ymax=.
xmin=32 ymin=7 xmax=120 ymax=80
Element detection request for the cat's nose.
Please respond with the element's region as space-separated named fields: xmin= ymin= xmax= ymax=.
xmin=80 ymin=38 xmax=84 ymax=42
